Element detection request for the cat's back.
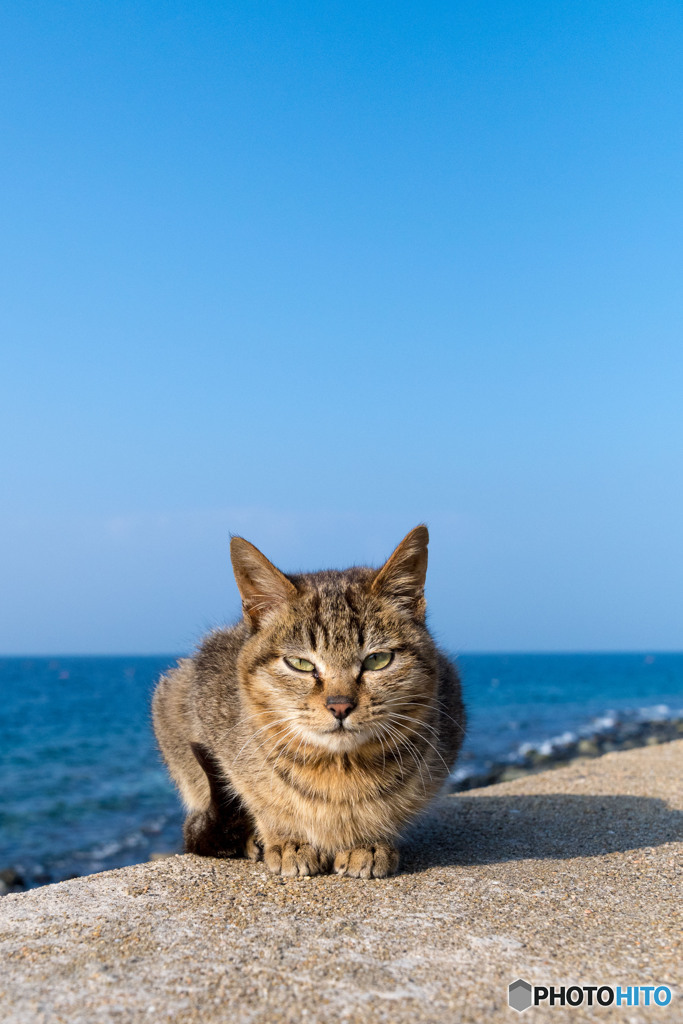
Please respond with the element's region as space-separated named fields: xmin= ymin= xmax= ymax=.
xmin=153 ymin=621 xmax=248 ymax=752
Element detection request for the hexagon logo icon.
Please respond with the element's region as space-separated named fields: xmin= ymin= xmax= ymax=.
xmin=509 ymin=978 xmax=533 ymax=1012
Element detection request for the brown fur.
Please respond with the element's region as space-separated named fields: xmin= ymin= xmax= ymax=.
xmin=152 ymin=526 xmax=466 ymax=877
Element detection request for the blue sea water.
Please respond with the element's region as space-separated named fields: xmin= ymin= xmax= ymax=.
xmin=1 ymin=653 xmax=681 ymax=886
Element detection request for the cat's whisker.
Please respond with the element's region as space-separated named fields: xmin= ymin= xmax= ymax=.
xmin=250 ymin=719 xmax=300 ymax=757
xmin=268 ymin=726 xmax=306 ymax=787
xmin=255 ymin=724 xmax=302 ymax=779
xmin=381 ymin=718 xmax=429 ymax=785
xmin=379 ymin=725 xmax=407 ymax=781
xmin=380 ymin=721 xmax=428 ymax=794
xmin=291 ymin=730 xmax=309 ymax=769
xmin=379 ymin=694 xmax=468 ymax=739
xmin=429 ymin=698 xmax=469 ymax=737
xmin=362 ymin=724 xmax=389 ymax=778
xmin=237 ymin=718 xmax=301 ymax=763
xmin=380 ymin=708 xmax=442 ymax=741
xmin=385 ymin=713 xmax=453 ymax=776
xmin=220 ymin=707 xmax=279 ymax=739
xmin=384 ymin=720 xmax=433 ymax=782
xmin=385 ymin=710 xmax=444 ymax=746
xmin=369 ymin=706 xmax=442 ymax=742
xmin=230 ymin=719 xmax=288 ymax=762
xmin=376 ymin=712 xmax=437 ymax=782
xmin=377 ymin=733 xmax=387 ymax=774
xmin=365 ymin=724 xmax=389 ymax=775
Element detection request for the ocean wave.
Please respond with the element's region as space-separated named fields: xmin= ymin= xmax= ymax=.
xmin=448 ymin=703 xmax=683 ymax=791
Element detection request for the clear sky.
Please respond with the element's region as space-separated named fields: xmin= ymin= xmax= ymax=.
xmin=1 ymin=1 xmax=682 ymax=654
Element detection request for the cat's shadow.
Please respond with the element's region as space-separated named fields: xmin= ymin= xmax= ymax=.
xmin=401 ymin=792 xmax=683 ymax=869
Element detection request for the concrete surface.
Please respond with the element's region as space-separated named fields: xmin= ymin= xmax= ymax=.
xmin=1 ymin=742 xmax=681 ymax=1024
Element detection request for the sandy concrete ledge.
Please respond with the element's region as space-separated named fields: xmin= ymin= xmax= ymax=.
xmin=1 ymin=742 xmax=681 ymax=1024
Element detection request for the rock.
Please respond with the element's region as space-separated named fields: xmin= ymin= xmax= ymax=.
xmin=577 ymin=738 xmax=600 ymax=756
xmin=0 ymin=868 xmax=25 ymax=888
xmin=498 ymin=766 xmax=529 ymax=783
xmin=527 ymin=749 xmax=553 ymax=766
xmin=462 ymin=768 xmax=503 ymax=789
xmin=1 ymin=741 xmax=680 ymax=1024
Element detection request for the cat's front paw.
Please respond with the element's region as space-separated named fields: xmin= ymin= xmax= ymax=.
xmin=333 ymin=844 xmax=399 ymax=878
xmin=263 ymin=841 xmax=326 ymax=877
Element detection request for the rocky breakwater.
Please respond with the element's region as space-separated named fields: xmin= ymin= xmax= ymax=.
xmin=451 ymin=708 xmax=683 ymax=792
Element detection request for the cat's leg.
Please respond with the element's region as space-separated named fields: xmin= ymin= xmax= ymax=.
xmin=183 ymin=743 xmax=254 ymax=858
xmin=333 ymin=844 xmax=399 ymax=879
xmin=153 ymin=664 xmax=255 ymax=858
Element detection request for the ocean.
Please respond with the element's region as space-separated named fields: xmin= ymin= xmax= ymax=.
xmin=1 ymin=653 xmax=681 ymax=887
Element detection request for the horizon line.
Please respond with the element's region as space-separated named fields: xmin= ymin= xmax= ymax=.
xmin=1 ymin=649 xmax=682 ymax=659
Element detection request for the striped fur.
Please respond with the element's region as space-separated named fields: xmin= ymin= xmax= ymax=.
xmin=153 ymin=526 xmax=466 ymax=877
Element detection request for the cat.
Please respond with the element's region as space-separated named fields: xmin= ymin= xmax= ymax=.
xmin=152 ymin=525 xmax=465 ymax=878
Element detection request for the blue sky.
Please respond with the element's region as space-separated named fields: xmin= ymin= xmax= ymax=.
xmin=1 ymin=0 xmax=682 ymax=654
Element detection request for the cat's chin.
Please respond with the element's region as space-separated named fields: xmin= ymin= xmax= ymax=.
xmin=298 ymin=724 xmax=369 ymax=753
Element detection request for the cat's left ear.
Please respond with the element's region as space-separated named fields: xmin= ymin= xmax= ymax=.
xmin=371 ymin=525 xmax=429 ymax=619
xmin=230 ymin=537 xmax=298 ymax=628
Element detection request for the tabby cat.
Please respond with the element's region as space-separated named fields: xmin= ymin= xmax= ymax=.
xmin=153 ymin=525 xmax=465 ymax=878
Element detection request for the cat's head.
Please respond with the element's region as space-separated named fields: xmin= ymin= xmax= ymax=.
xmin=231 ymin=527 xmax=438 ymax=753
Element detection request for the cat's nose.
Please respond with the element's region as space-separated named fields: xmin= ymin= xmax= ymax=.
xmin=326 ymin=696 xmax=356 ymax=720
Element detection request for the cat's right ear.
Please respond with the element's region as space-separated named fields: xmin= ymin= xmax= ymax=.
xmin=230 ymin=537 xmax=298 ymax=628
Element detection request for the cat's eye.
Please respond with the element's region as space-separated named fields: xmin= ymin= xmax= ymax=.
xmin=362 ymin=651 xmax=393 ymax=671
xmin=284 ymin=657 xmax=316 ymax=673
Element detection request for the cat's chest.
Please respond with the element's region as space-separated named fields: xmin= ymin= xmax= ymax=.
xmin=271 ymin=757 xmax=417 ymax=848
xmin=245 ymin=744 xmax=420 ymax=813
